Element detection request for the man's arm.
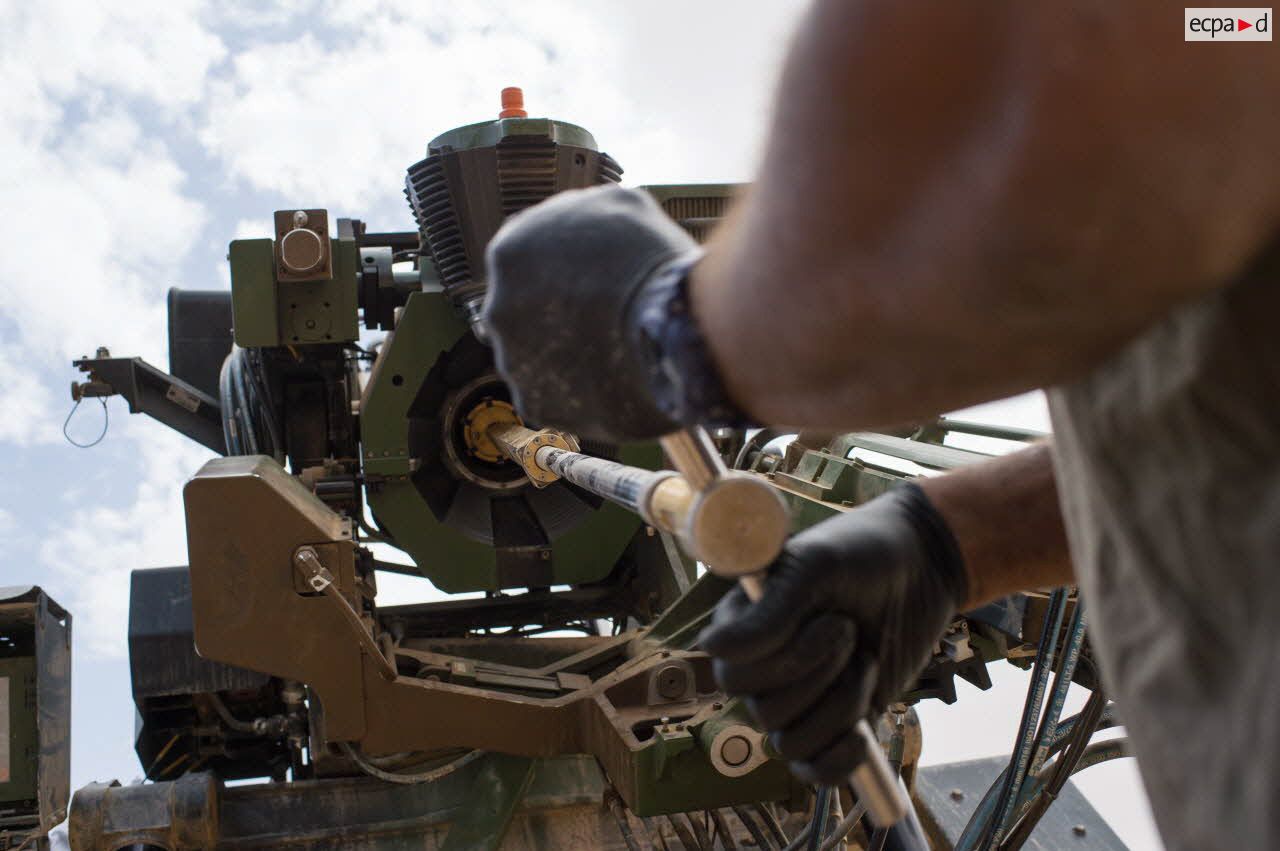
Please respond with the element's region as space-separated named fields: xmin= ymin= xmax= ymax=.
xmin=695 ymin=0 xmax=1280 ymax=428
xmin=921 ymin=443 xmax=1072 ymax=609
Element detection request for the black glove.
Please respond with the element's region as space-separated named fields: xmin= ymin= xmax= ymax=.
xmin=698 ymin=483 xmax=967 ymax=785
xmin=483 ymin=184 xmax=740 ymax=443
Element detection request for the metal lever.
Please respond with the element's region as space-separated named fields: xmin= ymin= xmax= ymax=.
xmin=658 ymin=427 xmax=910 ymax=829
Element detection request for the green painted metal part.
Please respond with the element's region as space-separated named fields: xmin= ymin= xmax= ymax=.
xmin=228 ymin=239 xmax=276 ymax=347
xmin=428 ymin=117 xmax=598 ymax=154
xmin=229 ymin=236 xmax=359 ymax=347
xmin=440 ymin=754 xmax=537 ymax=850
xmin=362 ymin=291 xmax=661 ymax=592
xmin=768 ymin=431 xmax=992 ymax=531
xmin=627 ymin=724 xmax=794 ymax=816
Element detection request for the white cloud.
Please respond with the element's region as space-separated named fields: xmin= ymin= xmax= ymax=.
xmin=0 ymin=2 xmax=221 ymax=374
xmin=40 ymin=422 xmax=215 ymax=660
xmin=233 ymin=218 xmax=274 ymax=240
xmin=0 ymin=0 xmax=224 ymax=651
xmin=197 ymin=0 xmax=809 ymax=216
xmin=0 ymin=343 xmax=59 ymax=446
xmin=0 ymin=109 xmax=207 ymax=394
xmin=3 ymin=0 xmax=226 ymax=115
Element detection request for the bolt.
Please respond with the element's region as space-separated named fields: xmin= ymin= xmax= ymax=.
xmin=305 ymin=318 xmax=317 ymax=329
xmin=950 ymin=789 xmax=964 ymax=802
xmin=1072 ymin=825 xmax=1087 ymax=838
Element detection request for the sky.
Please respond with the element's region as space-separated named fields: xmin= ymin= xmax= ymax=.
xmin=1 ymin=1 xmax=1159 ymax=848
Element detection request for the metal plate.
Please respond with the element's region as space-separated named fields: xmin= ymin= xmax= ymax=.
xmin=915 ymin=756 xmax=1128 ymax=850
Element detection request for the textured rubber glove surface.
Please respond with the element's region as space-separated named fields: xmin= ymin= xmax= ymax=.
xmin=699 ymin=483 xmax=967 ymax=785
xmin=483 ymin=185 xmax=698 ymax=442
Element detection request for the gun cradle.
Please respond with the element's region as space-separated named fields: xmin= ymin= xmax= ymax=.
xmin=184 ymin=455 xmax=791 ymax=815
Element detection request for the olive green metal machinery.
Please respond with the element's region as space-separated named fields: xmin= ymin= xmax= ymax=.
xmin=56 ymin=94 xmax=1072 ymax=850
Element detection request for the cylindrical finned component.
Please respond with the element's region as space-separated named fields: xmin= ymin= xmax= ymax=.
xmin=404 ymin=106 xmax=622 ymax=330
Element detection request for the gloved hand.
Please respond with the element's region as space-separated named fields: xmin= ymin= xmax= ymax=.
xmin=698 ymin=483 xmax=968 ymax=785
xmin=483 ymin=184 xmax=732 ymax=442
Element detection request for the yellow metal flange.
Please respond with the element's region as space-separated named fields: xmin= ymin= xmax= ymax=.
xmin=462 ymin=398 xmax=522 ymax=463
xmin=487 ymin=423 xmax=580 ymax=487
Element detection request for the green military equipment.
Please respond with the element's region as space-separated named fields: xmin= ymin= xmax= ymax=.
xmin=0 ymin=587 xmax=70 ymax=851
xmin=58 ymin=93 xmax=1095 ymax=849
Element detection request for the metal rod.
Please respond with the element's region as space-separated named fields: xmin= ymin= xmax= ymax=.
xmin=534 ymin=444 xmax=671 ymax=519
xmin=489 ymin=422 xmax=684 ymax=531
xmin=659 ymin=429 xmax=909 ymax=831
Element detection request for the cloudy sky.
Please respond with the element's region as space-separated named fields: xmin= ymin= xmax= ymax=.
xmin=2 ymin=1 xmax=1158 ymax=848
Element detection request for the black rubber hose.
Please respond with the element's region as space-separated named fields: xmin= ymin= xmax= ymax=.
xmin=733 ymin=804 xmax=778 ymax=851
xmin=981 ymin=587 xmax=1070 ymax=848
xmin=666 ymin=814 xmax=701 ymax=850
xmin=753 ymin=803 xmax=791 ymax=848
xmin=806 ymin=787 xmax=832 ymax=851
xmin=710 ymin=809 xmax=739 ymax=850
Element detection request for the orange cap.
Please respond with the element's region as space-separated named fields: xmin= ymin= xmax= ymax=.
xmin=499 ymin=87 xmax=527 ymax=118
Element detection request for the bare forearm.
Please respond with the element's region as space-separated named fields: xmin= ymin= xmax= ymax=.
xmin=692 ymin=1 xmax=1280 ymax=429
xmin=919 ymin=442 xmax=1072 ymax=610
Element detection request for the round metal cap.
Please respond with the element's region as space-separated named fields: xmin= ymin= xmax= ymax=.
xmin=686 ymin=474 xmax=790 ymax=576
xmin=707 ymin=723 xmax=769 ymax=778
xmin=280 ymin=227 xmax=324 ymax=273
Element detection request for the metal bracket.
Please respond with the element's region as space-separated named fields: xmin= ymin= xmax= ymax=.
xmin=72 ymin=355 xmax=225 ymax=453
xmin=293 ymin=547 xmax=397 ymax=681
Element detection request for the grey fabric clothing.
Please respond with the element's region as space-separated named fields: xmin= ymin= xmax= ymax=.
xmin=1048 ymin=244 xmax=1280 ymax=851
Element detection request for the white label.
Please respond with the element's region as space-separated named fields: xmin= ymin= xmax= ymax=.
xmin=166 ymin=383 xmax=202 ymax=413
xmin=1185 ymin=8 xmax=1272 ymax=40
xmin=0 ymin=676 xmax=9 ymax=783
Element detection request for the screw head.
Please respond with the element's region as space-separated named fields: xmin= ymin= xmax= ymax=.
xmin=950 ymin=789 xmax=964 ymax=802
xmin=1073 ymin=825 xmax=1087 ymax=837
